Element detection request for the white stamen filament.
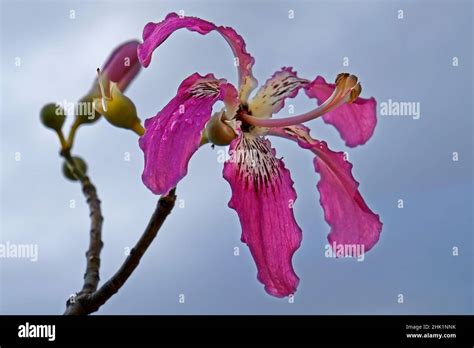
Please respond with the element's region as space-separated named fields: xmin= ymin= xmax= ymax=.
xmin=96 ymin=68 xmax=108 ymax=112
xmin=241 ymin=74 xmax=361 ymax=128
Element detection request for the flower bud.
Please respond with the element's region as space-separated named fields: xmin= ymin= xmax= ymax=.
xmin=40 ymin=103 xmax=66 ymax=131
xmin=74 ymin=40 xmax=141 ymax=127
xmin=101 ymin=40 xmax=141 ymax=92
xmin=73 ymin=94 xmax=101 ymax=125
xmin=62 ymin=156 xmax=87 ymax=181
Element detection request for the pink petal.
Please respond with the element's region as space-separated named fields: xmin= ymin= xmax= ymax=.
xmin=102 ymin=40 xmax=141 ymax=92
xmin=269 ymin=125 xmax=382 ymax=254
xmin=308 ymin=141 xmax=382 ymax=252
xmin=223 ymin=133 xmax=302 ymax=297
xmin=138 ymin=13 xmax=257 ymax=96
xmin=88 ymin=41 xmax=141 ymax=99
xmin=140 ymin=73 xmax=238 ymax=195
xmin=139 ymin=13 xmax=215 ymax=67
xmin=248 ymin=67 xmax=309 ymax=118
xmin=305 ymin=76 xmax=377 ymax=147
xmin=217 ymin=25 xmax=257 ymax=99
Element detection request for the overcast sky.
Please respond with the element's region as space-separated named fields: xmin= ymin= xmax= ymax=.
xmin=1 ymin=0 xmax=472 ymax=314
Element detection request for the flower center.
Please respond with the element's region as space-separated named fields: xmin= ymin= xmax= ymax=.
xmin=236 ymin=103 xmax=254 ymax=132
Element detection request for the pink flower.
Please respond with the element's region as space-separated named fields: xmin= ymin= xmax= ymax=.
xmin=137 ymin=13 xmax=382 ymax=297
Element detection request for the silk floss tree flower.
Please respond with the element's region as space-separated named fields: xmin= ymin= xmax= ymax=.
xmin=137 ymin=13 xmax=383 ymax=297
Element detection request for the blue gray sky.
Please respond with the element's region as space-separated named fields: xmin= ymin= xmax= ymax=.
xmin=0 ymin=0 xmax=472 ymax=314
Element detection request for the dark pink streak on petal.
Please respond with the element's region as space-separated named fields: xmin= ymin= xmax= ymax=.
xmin=248 ymin=67 xmax=309 ymax=118
xmin=138 ymin=13 xmax=256 ymax=89
xmin=269 ymin=125 xmax=382 ymax=254
xmin=305 ymin=76 xmax=377 ymax=147
xmin=102 ymin=40 xmax=141 ymax=92
xmin=223 ymin=134 xmax=302 ymax=297
xmin=140 ymin=73 xmax=238 ymax=195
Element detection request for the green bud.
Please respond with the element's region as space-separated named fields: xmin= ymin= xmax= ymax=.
xmin=62 ymin=156 xmax=88 ymax=181
xmin=40 ymin=103 xmax=66 ymax=131
xmin=73 ymin=95 xmax=102 ymax=125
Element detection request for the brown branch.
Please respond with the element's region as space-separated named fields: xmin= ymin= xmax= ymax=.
xmin=79 ymin=178 xmax=104 ymax=294
xmin=61 ymin=149 xmax=104 ymax=296
xmin=64 ymin=188 xmax=177 ymax=315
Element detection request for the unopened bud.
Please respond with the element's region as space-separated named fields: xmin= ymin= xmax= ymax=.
xmin=62 ymin=156 xmax=87 ymax=181
xmin=40 ymin=103 xmax=66 ymax=131
xmin=73 ymin=95 xmax=101 ymax=125
xmin=73 ymin=40 xmax=141 ymax=127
